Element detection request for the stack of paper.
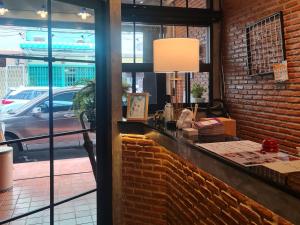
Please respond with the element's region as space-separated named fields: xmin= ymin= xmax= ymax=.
xmin=194 ymin=118 xmax=225 ymax=136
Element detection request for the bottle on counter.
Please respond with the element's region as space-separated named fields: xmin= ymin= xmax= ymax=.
xmin=164 ymin=102 xmax=174 ymax=122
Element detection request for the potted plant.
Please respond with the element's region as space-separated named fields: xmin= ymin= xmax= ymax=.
xmin=73 ymin=79 xmax=96 ymax=129
xmin=73 ymin=79 xmax=131 ymax=180
xmin=191 ymin=83 xmax=206 ymax=103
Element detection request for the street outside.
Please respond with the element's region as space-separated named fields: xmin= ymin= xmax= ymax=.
xmin=14 ymin=146 xmax=89 ymax=163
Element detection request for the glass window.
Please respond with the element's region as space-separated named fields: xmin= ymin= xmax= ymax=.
xmin=188 ymin=26 xmax=210 ymax=63
xmin=124 ymin=0 xmax=210 ymax=8
xmin=41 ymin=92 xmax=76 ymax=113
xmin=54 ymin=91 xmax=75 ymax=102
xmin=163 ymin=25 xmax=187 ymax=38
xmin=188 ymin=0 xmax=208 ymax=8
xmin=7 ymin=90 xmax=33 ymax=100
xmin=163 ymin=0 xmax=186 ymax=7
xmin=0 ymin=25 xmax=48 ymax=58
xmin=135 ymin=24 xmax=161 ymax=63
xmin=166 ymin=73 xmax=186 ymax=103
xmin=6 ymin=89 xmax=47 ymax=100
xmin=122 ymin=72 xmax=132 ymax=105
xmin=190 ymin=72 xmax=209 ymax=103
xmin=136 ymin=72 xmax=157 ymax=104
xmin=122 ymin=23 xmax=134 ymax=63
xmin=33 ymin=90 xmax=47 ymax=98
xmin=136 ymin=0 xmax=161 ymax=6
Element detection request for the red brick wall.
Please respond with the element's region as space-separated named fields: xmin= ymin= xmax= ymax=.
xmin=122 ymin=135 xmax=293 ymax=225
xmin=223 ymin=0 xmax=300 ymax=153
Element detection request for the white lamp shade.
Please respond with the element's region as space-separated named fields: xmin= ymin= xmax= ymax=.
xmin=153 ymin=38 xmax=200 ymax=73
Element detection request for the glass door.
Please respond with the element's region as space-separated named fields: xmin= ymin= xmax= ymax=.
xmin=51 ymin=1 xmax=97 ymax=225
xmin=0 ymin=0 xmax=107 ymax=224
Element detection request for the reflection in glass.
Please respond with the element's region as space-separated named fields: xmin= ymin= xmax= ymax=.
xmin=163 ymin=0 xmax=186 ymax=7
xmin=163 ymin=25 xmax=187 ymax=38
xmin=0 ymin=25 xmax=48 ymax=58
xmin=188 ymin=0 xmax=208 ymax=8
xmin=135 ymin=24 xmax=161 ymax=63
xmin=188 ymin=26 xmax=210 ymax=63
xmin=122 ymin=23 xmax=134 ymax=63
xmin=52 ymin=1 xmax=95 ymax=61
xmin=136 ymin=0 xmax=161 ymax=6
xmin=0 ymin=0 xmax=48 ymax=20
xmin=136 ymin=72 xmax=157 ymax=104
xmin=166 ymin=72 xmax=186 ymax=104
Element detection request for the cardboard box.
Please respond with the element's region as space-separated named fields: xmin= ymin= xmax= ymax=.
xmin=218 ymin=117 xmax=236 ymax=136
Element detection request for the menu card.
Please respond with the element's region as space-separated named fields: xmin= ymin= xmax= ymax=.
xmin=196 ymin=141 xmax=300 ymax=168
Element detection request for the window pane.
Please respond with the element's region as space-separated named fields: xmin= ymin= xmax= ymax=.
xmin=188 ymin=0 xmax=208 ymax=8
xmin=136 ymin=24 xmax=161 ymax=63
xmin=163 ymin=25 xmax=187 ymax=38
xmin=188 ymin=26 xmax=210 ymax=63
xmin=52 ymin=1 xmax=95 ymax=61
xmin=122 ymin=23 xmax=134 ymax=63
xmin=190 ymin=72 xmax=209 ymax=103
xmin=166 ymin=72 xmax=186 ymax=103
xmin=163 ymin=0 xmax=186 ymax=7
xmin=0 ymin=59 xmax=50 ymax=141
xmin=0 ymin=29 xmax=48 ymax=59
xmin=27 ymin=61 xmax=95 ymax=87
xmin=122 ymin=72 xmax=132 ymax=105
xmin=122 ymin=0 xmax=133 ymax=3
xmin=136 ymin=0 xmax=161 ymax=6
xmin=0 ymin=0 xmax=47 ymax=58
xmin=121 ymin=0 xmax=209 ymax=7
xmin=136 ymin=72 xmax=157 ymax=104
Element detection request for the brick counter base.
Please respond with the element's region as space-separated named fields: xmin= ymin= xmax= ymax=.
xmin=122 ymin=134 xmax=293 ymax=225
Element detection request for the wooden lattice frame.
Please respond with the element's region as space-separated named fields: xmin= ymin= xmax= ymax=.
xmin=246 ymin=12 xmax=286 ymax=76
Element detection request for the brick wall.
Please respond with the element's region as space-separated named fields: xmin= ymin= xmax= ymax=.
xmin=223 ymin=0 xmax=300 ymax=153
xmin=122 ymin=135 xmax=293 ymax=225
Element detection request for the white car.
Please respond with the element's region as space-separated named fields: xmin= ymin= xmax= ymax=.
xmin=0 ymin=87 xmax=49 ymax=114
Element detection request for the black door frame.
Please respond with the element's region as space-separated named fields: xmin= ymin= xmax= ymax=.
xmin=0 ymin=0 xmax=108 ymax=225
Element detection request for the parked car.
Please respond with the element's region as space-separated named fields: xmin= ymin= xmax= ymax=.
xmin=0 ymin=87 xmax=87 ymax=161
xmin=0 ymin=86 xmax=49 ymax=114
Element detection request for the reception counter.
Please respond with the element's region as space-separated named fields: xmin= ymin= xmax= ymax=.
xmin=119 ymin=120 xmax=300 ymax=225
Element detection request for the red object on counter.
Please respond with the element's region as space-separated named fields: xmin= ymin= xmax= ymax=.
xmin=261 ymin=138 xmax=279 ymax=153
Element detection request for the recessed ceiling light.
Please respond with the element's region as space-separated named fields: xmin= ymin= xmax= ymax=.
xmin=78 ymin=8 xmax=91 ymax=20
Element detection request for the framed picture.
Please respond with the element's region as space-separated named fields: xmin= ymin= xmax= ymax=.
xmin=127 ymin=93 xmax=149 ymax=121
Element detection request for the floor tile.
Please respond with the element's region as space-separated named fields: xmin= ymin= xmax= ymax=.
xmin=1 ymin=158 xmax=96 ymax=224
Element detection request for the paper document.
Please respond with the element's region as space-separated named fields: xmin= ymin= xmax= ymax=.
xmin=197 ymin=141 xmax=300 ymax=167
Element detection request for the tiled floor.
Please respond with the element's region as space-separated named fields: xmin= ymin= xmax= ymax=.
xmin=0 ymin=158 xmax=96 ymax=225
